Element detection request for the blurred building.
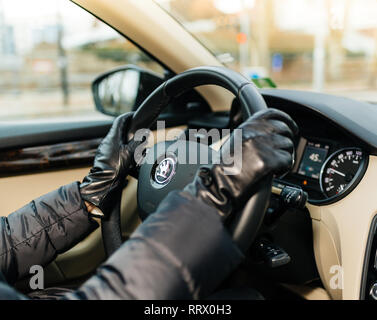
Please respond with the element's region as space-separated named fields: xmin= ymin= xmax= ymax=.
xmin=162 ymin=0 xmax=377 ymax=93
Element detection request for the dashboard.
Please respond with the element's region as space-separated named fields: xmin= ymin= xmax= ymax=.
xmin=193 ymin=88 xmax=377 ymax=299
xmin=259 ymin=89 xmax=377 ymax=300
xmin=261 ymin=90 xmax=374 ymax=206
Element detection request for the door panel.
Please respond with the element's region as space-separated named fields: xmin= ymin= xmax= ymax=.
xmin=0 ymin=167 xmax=92 ymax=215
xmin=0 ymin=120 xmax=112 ymax=151
xmin=0 ymin=120 xmax=114 ymax=287
xmin=0 ymin=138 xmax=102 ymax=176
xmin=0 ymin=120 xmax=112 ymax=214
xmin=1 ymin=124 xmax=186 ymax=287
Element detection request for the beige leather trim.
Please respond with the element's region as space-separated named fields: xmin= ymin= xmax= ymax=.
xmin=311 ymin=219 xmax=342 ymax=300
xmin=281 ymin=283 xmax=332 ymax=300
xmin=72 ymin=0 xmax=234 ymax=111
xmin=307 ymin=155 xmax=377 ymax=300
xmin=0 ymin=167 xmax=91 ymax=215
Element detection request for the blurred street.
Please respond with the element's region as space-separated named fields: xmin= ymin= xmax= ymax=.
xmin=0 ymin=0 xmax=376 ymax=121
xmin=0 ymin=89 xmax=105 ymax=121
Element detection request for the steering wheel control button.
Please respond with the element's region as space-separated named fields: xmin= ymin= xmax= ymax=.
xmin=153 ymin=156 xmax=177 ymax=187
xmin=278 ymin=185 xmax=308 ymax=209
xmin=370 ymin=283 xmax=377 ymax=300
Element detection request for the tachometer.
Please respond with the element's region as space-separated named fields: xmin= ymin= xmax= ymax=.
xmin=320 ymin=148 xmax=366 ymax=198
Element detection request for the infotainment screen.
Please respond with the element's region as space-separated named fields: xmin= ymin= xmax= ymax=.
xmin=298 ymin=141 xmax=330 ymax=179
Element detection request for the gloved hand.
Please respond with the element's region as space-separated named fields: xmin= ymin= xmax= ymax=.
xmin=184 ymin=108 xmax=299 ymax=220
xmin=80 ymin=112 xmax=140 ymax=217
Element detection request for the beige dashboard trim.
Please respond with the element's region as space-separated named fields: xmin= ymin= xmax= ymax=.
xmin=307 ymin=155 xmax=377 ymax=300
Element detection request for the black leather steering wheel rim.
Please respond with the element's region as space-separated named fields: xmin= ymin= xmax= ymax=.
xmin=127 ymin=66 xmax=268 ymax=139
xmin=101 ymin=66 xmax=272 ymax=256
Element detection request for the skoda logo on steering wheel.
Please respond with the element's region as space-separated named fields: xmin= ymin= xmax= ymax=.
xmin=154 ymin=156 xmax=177 ymax=186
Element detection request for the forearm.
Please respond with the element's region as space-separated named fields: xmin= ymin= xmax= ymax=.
xmin=63 ymin=191 xmax=243 ymax=300
xmin=0 ymin=182 xmax=98 ymax=283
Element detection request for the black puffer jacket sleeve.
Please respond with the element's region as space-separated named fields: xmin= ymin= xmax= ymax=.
xmin=62 ymin=191 xmax=244 ymax=300
xmin=0 ymin=190 xmax=243 ymax=300
xmin=0 ymin=182 xmax=98 ymax=284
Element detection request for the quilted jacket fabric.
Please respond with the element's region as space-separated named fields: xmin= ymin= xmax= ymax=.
xmin=0 ymin=182 xmax=243 ymax=299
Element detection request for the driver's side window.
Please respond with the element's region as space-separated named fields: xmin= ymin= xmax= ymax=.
xmin=0 ymin=0 xmax=164 ymax=122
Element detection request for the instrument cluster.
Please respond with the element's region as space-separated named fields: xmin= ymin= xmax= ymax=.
xmin=278 ymin=137 xmax=368 ymax=204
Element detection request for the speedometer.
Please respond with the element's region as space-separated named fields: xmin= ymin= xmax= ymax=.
xmin=320 ymin=148 xmax=366 ymax=199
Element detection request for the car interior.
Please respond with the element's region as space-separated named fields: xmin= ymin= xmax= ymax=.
xmin=0 ymin=0 xmax=376 ymax=300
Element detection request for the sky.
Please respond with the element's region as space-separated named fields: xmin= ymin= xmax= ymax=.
xmin=0 ymin=0 xmax=93 ymax=32
xmin=1 ymin=0 xmax=376 ymax=54
xmin=3 ymin=0 xmax=377 ymax=29
xmin=1 ymin=0 xmax=81 ymax=22
xmin=0 ymin=0 xmax=119 ymax=53
xmin=274 ymin=0 xmax=377 ymax=32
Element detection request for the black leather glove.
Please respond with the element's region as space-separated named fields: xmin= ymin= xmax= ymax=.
xmin=184 ymin=108 xmax=299 ymax=220
xmin=80 ymin=112 xmax=139 ymax=217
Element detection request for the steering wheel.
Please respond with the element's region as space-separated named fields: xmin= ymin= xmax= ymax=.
xmin=101 ymin=66 xmax=272 ymax=256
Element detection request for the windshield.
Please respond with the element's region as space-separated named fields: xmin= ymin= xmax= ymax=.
xmin=155 ymin=0 xmax=377 ymax=103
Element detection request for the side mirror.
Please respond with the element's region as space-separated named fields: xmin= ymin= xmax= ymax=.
xmin=92 ymin=65 xmax=164 ymax=116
